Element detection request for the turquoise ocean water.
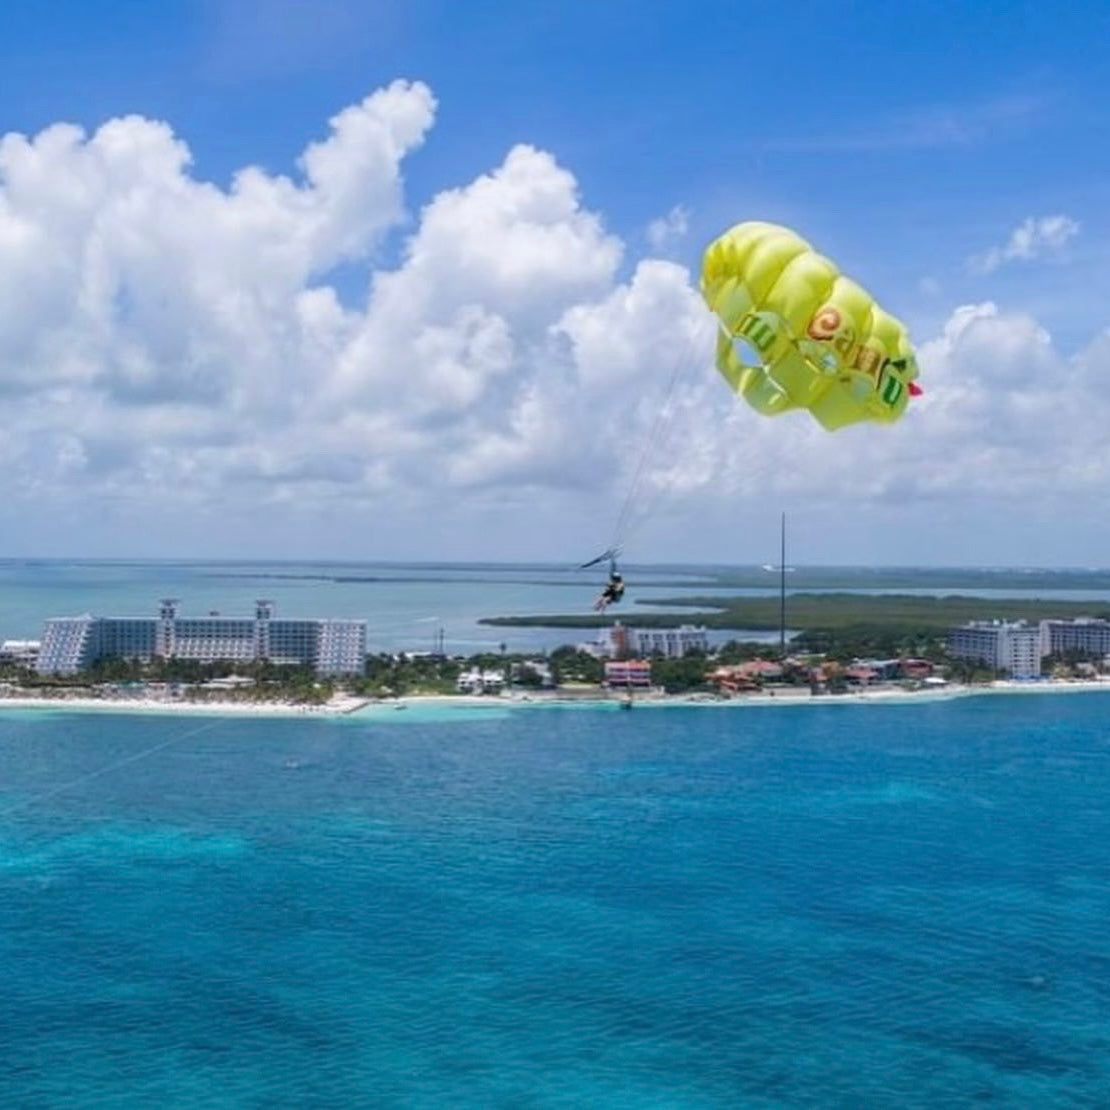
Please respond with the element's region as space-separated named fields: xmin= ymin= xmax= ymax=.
xmin=3 ymin=691 xmax=1110 ymax=1107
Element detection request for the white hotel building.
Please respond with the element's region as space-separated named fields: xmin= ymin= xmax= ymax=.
xmin=1040 ymin=617 xmax=1110 ymax=658
xmin=947 ymin=620 xmax=1044 ymax=680
xmin=949 ymin=617 xmax=1110 ymax=680
xmin=36 ymin=599 xmax=367 ymax=677
xmin=589 ymin=623 xmax=710 ymax=660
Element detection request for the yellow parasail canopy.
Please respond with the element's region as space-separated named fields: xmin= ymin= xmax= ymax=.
xmin=700 ymin=221 xmax=921 ymax=431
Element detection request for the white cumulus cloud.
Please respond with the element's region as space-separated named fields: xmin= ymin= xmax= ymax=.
xmin=645 ymin=204 xmax=689 ymax=253
xmin=969 ymin=214 xmax=1079 ymax=274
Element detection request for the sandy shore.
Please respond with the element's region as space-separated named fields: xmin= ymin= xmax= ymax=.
xmin=2 ymin=678 xmax=1109 ymax=719
xmin=0 ymin=693 xmax=371 ymax=717
xmin=385 ymin=677 xmax=1110 ymax=712
xmin=982 ymin=678 xmax=1110 ymax=696
xmin=373 ymin=677 xmax=1110 ymax=715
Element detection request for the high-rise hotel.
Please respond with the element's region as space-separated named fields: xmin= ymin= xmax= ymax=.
xmin=36 ymin=600 xmax=367 ymax=677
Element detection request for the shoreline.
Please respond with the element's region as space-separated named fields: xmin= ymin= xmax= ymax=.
xmin=3 ymin=678 xmax=1110 ymax=720
xmin=0 ymin=693 xmax=372 ymax=718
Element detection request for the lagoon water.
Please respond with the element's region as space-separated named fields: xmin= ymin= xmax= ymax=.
xmin=3 ymin=691 xmax=1110 ymax=1107
xmin=0 ymin=559 xmax=739 ymax=655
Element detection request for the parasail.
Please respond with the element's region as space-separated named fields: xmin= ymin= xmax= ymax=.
xmin=700 ymin=221 xmax=921 ymax=431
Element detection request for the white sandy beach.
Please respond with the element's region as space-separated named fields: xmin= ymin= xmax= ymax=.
xmin=0 ymin=693 xmax=372 ymax=717
xmin=367 ymin=677 xmax=1110 ymax=715
xmin=2 ymin=677 xmax=1110 ymax=719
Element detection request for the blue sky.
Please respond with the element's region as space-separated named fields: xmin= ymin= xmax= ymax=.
xmin=9 ymin=1 xmax=1103 ymax=305
xmin=1 ymin=1 xmax=1109 ymax=565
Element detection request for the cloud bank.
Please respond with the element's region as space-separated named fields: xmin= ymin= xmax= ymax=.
xmin=0 ymin=83 xmax=1106 ymax=560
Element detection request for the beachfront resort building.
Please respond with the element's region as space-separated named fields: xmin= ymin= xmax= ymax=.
xmin=947 ymin=620 xmax=1043 ymax=679
xmin=0 ymin=640 xmax=40 ymax=667
xmin=949 ymin=617 xmax=1110 ymax=679
xmin=456 ymin=668 xmax=505 ymax=694
xmin=604 ymin=659 xmax=653 ymax=689
xmin=588 ymin=622 xmax=709 ymax=659
xmin=1040 ymin=618 xmax=1110 ymax=658
xmin=35 ymin=600 xmax=367 ymax=677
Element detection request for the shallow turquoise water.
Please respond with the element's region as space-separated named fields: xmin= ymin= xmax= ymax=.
xmin=2 ymin=693 xmax=1110 ymax=1107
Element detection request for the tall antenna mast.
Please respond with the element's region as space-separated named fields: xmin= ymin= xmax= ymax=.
xmin=779 ymin=511 xmax=787 ymax=659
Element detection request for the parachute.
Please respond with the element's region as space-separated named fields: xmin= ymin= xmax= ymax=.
xmin=582 ymin=222 xmax=920 ymax=600
xmin=700 ymin=221 xmax=921 ymax=431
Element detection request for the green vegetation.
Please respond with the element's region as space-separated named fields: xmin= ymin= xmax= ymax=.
xmin=10 ymin=655 xmax=338 ymax=704
xmin=483 ymin=593 xmax=1110 ymax=635
xmin=1041 ymin=648 xmax=1102 ymax=678
xmin=647 ymin=652 xmax=712 ymax=694
xmin=549 ymin=647 xmax=603 ymax=685
xmin=939 ymin=656 xmax=1005 ymax=685
xmin=669 ymin=567 xmax=1110 ymax=592
xmin=354 ymin=653 xmax=461 ymax=697
xmin=791 ymin=624 xmax=946 ymax=661
xmin=713 ymin=640 xmax=778 ymax=664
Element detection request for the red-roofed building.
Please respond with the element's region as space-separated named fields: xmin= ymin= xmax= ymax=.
xmin=900 ymin=658 xmax=935 ymax=680
xmin=708 ymin=659 xmax=784 ymax=693
xmin=843 ymin=664 xmax=880 ymax=686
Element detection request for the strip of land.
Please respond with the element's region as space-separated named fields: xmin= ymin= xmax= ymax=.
xmin=481 ymin=593 xmax=1110 ymax=632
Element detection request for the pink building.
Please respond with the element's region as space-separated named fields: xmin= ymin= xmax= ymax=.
xmin=604 ymin=659 xmax=653 ymax=688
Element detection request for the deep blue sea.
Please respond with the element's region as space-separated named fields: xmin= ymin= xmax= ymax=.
xmin=3 ymin=692 xmax=1110 ymax=1107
